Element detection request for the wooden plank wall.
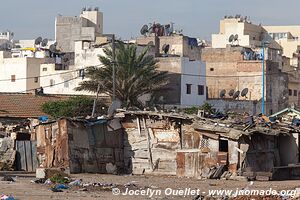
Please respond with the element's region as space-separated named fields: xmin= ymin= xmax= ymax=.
xmin=16 ymin=141 xmax=38 ymax=172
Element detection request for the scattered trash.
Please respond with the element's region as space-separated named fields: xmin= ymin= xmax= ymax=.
xmin=0 ymin=195 xmax=15 ymax=200
xmin=54 ymin=184 xmax=69 ymax=190
xmin=69 ymin=179 xmax=82 ymax=186
xmin=31 ymin=178 xmax=46 ymax=184
xmin=44 ymin=179 xmax=52 ymax=185
xmin=51 ymin=188 xmax=63 ymax=193
xmin=124 ymin=181 xmax=138 ymax=188
xmin=51 ymin=183 xmax=69 ymax=192
xmin=1 ymin=176 xmax=15 ymax=182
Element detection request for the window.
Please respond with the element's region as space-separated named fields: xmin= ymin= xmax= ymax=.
xmin=198 ymin=85 xmax=204 ymax=95
xmin=289 ymin=89 xmax=293 ymax=96
xmin=50 ymin=79 xmax=55 ymax=87
xmin=186 ymin=84 xmax=192 ymax=94
xmin=42 ymin=67 xmax=47 ymax=71
xmin=294 ymin=90 xmax=297 ymax=96
xmin=34 ymin=77 xmax=38 ymax=83
xmin=64 ymin=80 xmax=69 ymax=88
xmin=210 ymin=68 xmax=214 ymax=71
xmin=219 ymin=139 xmax=228 ymax=152
xmin=200 ymin=136 xmax=209 ymax=149
xmin=11 ymin=75 xmax=16 ymax=82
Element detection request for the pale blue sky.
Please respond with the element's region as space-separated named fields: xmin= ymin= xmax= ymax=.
xmin=1 ymin=0 xmax=299 ymax=40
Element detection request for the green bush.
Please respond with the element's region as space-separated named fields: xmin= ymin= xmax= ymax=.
xmin=42 ymin=96 xmax=107 ymax=118
xmin=183 ymin=103 xmax=214 ymax=115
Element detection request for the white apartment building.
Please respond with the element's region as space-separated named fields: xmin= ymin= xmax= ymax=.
xmin=0 ymin=51 xmax=44 ymax=93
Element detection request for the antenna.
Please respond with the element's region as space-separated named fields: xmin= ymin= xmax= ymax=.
xmin=140 ymin=24 xmax=149 ymax=36
xmin=228 ymin=89 xmax=235 ymax=96
xmin=41 ymin=38 xmax=48 ymax=47
xmin=233 ymin=91 xmax=240 ymax=99
xmin=229 ymin=34 xmax=235 ymax=43
xmin=241 ymin=88 xmax=249 ymax=97
xmin=219 ymin=89 xmax=226 ymax=98
xmin=35 ymin=37 xmax=42 ymax=45
xmin=162 ymin=44 xmax=170 ymax=54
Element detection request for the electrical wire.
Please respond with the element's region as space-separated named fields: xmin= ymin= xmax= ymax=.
xmin=17 ymin=76 xmax=80 ymax=93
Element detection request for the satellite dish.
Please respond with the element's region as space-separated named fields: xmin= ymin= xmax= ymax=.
xmin=241 ymin=88 xmax=249 ymax=97
xmin=229 ymin=34 xmax=235 ymax=43
xmin=94 ymin=7 xmax=99 ymax=11
xmin=49 ymin=44 xmax=56 ymax=52
xmin=41 ymin=39 xmax=48 ymax=47
xmin=234 ymin=34 xmax=239 ymax=41
xmin=233 ymin=91 xmax=240 ymax=99
xmin=219 ymin=89 xmax=226 ymax=98
xmin=228 ymin=89 xmax=235 ymax=96
xmin=82 ymin=7 xmax=87 ymax=12
xmin=162 ymin=44 xmax=170 ymax=54
xmin=140 ymin=24 xmax=149 ymax=36
xmin=35 ymin=37 xmax=42 ymax=45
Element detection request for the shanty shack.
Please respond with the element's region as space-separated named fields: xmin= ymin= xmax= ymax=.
xmin=34 ymin=118 xmax=124 ymax=174
xmin=119 ymin=111 xmax=300 ymax=180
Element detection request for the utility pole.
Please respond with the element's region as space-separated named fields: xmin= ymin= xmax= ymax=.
xmin=112 ymin=34 xmax=116 ymax=101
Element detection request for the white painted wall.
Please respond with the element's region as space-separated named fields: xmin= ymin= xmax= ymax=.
xmin=180 ymin=57 xmax=206 ymax=107
xmin=0 ymin=56 xmax=43 ymax=92
xmin=40 ymin=64 xmax=92 ymax=95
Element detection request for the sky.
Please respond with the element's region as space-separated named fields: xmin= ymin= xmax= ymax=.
xmin=1 ymin=0 xmax=300 ymax=41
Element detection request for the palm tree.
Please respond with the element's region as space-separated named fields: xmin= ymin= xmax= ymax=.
xmin=75 ymin=42 xmax=168 ymax=108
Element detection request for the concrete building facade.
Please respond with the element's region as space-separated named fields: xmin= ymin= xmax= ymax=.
xmin=153 ymin=57 xmax=206 ymax=107
xmin=263 ymin=25 xmax=300 ymax=106
xmin=212 ymin=17 xmax=281 ymax=50
xmin=0 ymin=51 xmax=44 ymax=93
xmin=202 ymin=46 xmax=289 ymax=115
xmin=55 ymin=8 xmax=103 ymax=52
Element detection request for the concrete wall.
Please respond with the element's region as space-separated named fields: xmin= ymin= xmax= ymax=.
xmin=202 ymin=47 xmax=288 ymax=115
xmin=74 ymin=41 xmax=105 ymax=67
xmin=0 ymin=57 xmax=43 ymax=93
xmin=156 ymin=57 xmax=206 ymax=107
xmin=207 ymin=99 xmax=259 ymax=115
xmin=213 ymin=18 xmax=264 ymax=48
xmin=40 ymin=63 xmax=92 ymax=95
xmin=136 ymin=35 xmax=201 ymax=61
xmin=55 ymin=10 xmax=103 ymax=52
xmin=180 ymin=58 xmax=206 ymax=106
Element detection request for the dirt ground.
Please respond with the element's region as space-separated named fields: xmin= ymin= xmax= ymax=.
xmin=0 ymin=173 xmax=299 ymax=200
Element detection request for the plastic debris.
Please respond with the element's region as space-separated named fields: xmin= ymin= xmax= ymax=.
xmin=69 ymin=179 xmax=82 ymax=186
xmin=0 ymin=195 xmax=15 ymax=200
xmin=54 ymin=184 xmax=69 ymax=190
xmin=1 ymin=176 xmax=15 ymax=182
xmin=44 ymin=179 xmax=52 ymax=185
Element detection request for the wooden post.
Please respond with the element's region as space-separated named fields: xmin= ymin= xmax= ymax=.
xmin=143 ymin=116 xmax=153 ymax=171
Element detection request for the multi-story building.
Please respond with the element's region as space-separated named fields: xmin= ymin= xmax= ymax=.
xmin=203 ymin=17 xmax=289 ymax=115
xmin=0 ymin=51 xmax=44 ymax=93
xmin=55 ymin=8 xmax=103 ymax=52
xmin=264 ymin=25 xmax=300 ymax=106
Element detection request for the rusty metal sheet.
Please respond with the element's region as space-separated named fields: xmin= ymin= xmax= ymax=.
xmin=176 ymin=152 xmax=185 ymax=177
